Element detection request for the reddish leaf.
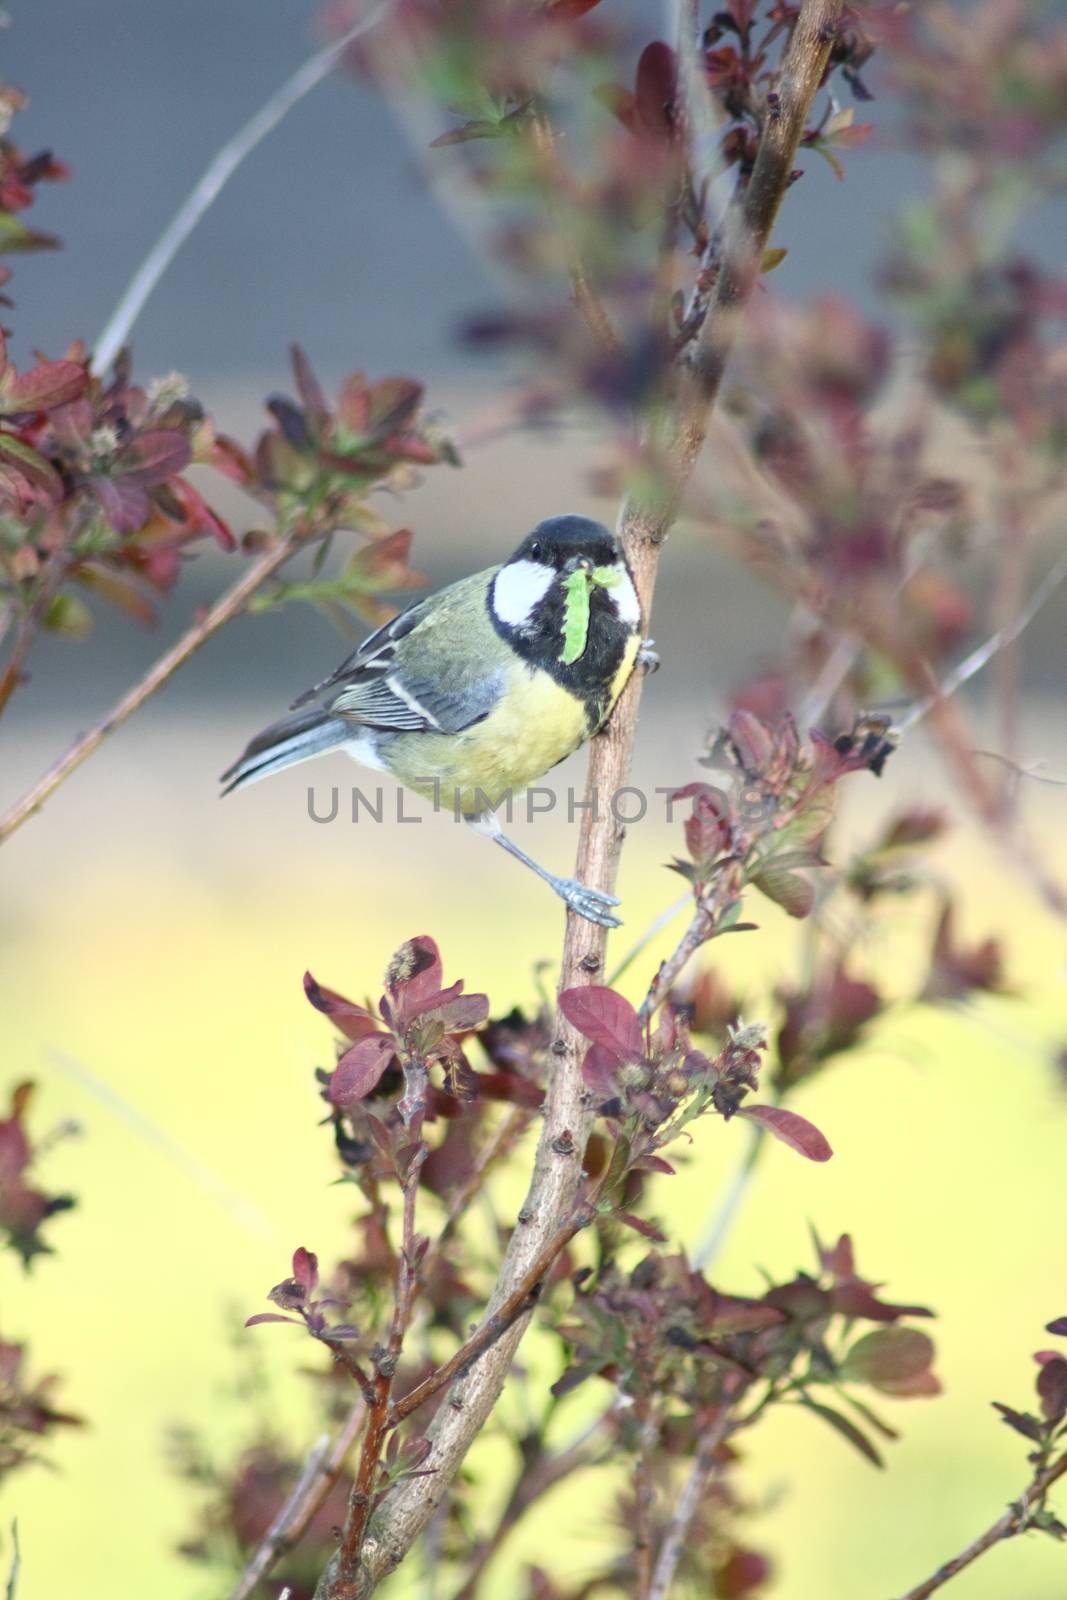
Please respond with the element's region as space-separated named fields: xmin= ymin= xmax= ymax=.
xmin=336 ymin=372 xmax=370 ymax=433
xmin=738 ymin=1103 xmax=832 ymax=1162
xmin=244 ymin=1312 xmax=301 ymax=1328
xmin=1047 ymin=1317 xmax=1067 ymax=1337
xmin=426 ymin=993 xmax=490 ymax=1032
xmin=93 ymin=475 xmax=149 ymax=533
xmin=0 ymin=433 xmax=62 ymax=500
xmin=701 ymin=1290 xmax=786 ymax=1335
xmin=633 ymin=42 xmax=677 ymax=143
xmin=291 ymin=1246 xmax=318 ymax=1294
xmin=4 ymin=358 xmax=85 ymax=413
xmin=304 ymin=971 xmax=379 ymax=1043
xmin=617 ymin=1211 xmax=667 ymax=1242
xmin=329 ymin=1035 xmax=397 ymax=1106
xmin=992 ymin=1403 xmax=1045 ymax=1442
xmin=1037 ymin=1357 xmax=1067 ymax=1424
xmin=559 ymin=986 xmax=644 ymax=1063
xmin=291 ymin=344 xmax=329 ymax=426
xmin=386 ymin=936 xmax=443 ymax=1011
xmin=367 ymin=377 xmax=423 ymax=435
xmin=581 ymin=1043 xmax=619 ymax=1094
xmin=116 ymin=429 xmax=191 ymax=485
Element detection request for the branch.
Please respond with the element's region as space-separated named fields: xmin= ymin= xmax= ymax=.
xmin=91 ymin=2 xmax=392 ymax=375
xmin=389 ymin=1206 xmax=591 ymax=1427
xmin=646 ymin=1407 xmax=732 ymax=1600
xmin=0 ymin=528 xmax=302 ymax=846
xmin=893 ymin=1450 xmax=1067 ymax=1600
xmin=324 ymin=3 xmax=845 ymax=1591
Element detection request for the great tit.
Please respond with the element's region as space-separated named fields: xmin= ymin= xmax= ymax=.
xmin=221 ymin=514 xmax=656 ymax=925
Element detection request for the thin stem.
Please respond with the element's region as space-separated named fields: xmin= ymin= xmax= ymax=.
xmin=633 ymin=1400 xmax=660 ymax=1600
xmin=334 ymin=1122 xmax=427 ymax=1593
xmin=526 ymin=110 xmax=623 ymax=359
xmin=893 ymin=1451 xmax=1067 ymax=1600
xmin=606 ymin=891 xmax=690 ymax=988
xmin=646 ymin=1408 xmax=732 ymax=1600
xmin=896 ymin=546 xmax=1067 ymax=737
xmin=0 ymin=527 xmax=300 ymax=846
xmin=0 ymin=543 xmax=70 ymax=719
xmin=227 ymin=1407 xmax=367 ymax=1600
xmin=449 ymin=1407 xmax=615 ymax=1600
xmin=91 ymin=3 xmax=392 ymax=374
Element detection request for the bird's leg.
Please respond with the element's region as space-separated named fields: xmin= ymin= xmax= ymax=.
xmin=636 ymin=637 xmax=660 ymax=673
xmin=468 ymin=812 xmax=622 ymax=928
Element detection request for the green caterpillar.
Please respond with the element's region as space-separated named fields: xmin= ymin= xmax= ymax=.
xmin=559 ymin=565 xmax=620 ymax=665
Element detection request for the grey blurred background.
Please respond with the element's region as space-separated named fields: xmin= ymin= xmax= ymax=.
xmin=1 ymin=0 xmax=1062 ymax=751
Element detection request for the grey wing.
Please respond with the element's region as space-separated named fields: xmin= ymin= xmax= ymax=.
xmin=290 ymin=578 xmax=504 ymax=735
xmin=289 ymin=598 xmax=429 ymax=709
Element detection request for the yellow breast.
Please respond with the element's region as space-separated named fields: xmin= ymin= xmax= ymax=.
xmin=385 ymin=642 xmax=637 ymax=816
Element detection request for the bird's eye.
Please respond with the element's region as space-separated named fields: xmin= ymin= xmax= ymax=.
xmin=529 ymin=541 xmax=542 ymax=559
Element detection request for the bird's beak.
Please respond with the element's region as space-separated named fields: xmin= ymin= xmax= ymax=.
xmin=563 ymin=555 xmax=593 ymax=575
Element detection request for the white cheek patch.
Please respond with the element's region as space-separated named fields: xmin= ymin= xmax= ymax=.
xmin=492 ymin=560 xmax=555 ymax=627
xmin=610 ymin=569 xmax=641 ymax=627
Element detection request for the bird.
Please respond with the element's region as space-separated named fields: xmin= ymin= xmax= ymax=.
xmin=221 ymin=514 xmax=657 ymax=926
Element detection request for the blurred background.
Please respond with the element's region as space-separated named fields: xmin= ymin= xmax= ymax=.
xmin=2 ymin=2 xmax=1066 ymax=1597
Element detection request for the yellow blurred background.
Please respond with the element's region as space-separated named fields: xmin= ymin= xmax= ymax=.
xmin=3 ymin=652 xmax=1066 ymax=1598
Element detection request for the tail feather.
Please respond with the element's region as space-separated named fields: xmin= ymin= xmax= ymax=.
xmin=221 ymin=709 xmax=351 ymax=795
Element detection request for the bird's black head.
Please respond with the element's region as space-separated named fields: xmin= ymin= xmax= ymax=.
xmin=510 ymin=514 xmax=621 ymax=573
xmin=489 ymin=514 xmax=640 ymax=714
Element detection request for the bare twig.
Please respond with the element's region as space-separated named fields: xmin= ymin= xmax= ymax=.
xmin=448 ymin=1407 xmax=616 ymax=1600
xmin=896 ymin=546 xmax=1067 ymax=737
xmin=527 ymin=110 xmax=624 ymax=360
xmin=92 ymin=3 xmax=392 ymax=374
xmin=333 ymin=1111 xmax=428 ymax=1592
xmin=0 ymin=527 xmax=300 ymax=846
xmin=227 ymin=1407 xmax=366 ymax=1600
xmin=893 ymin=1451 xmax=1067 ymax=1600
xmin=324 ymin=6 xmax=845 ymax=1592
xmin=634 ymin=1402 xmax=661 ymax=1599
xmin=646 ymin=1408 xmax=732 ymax=1600
xmin=4 ymin=1520 xmax=19 ymax=1600
xmin=0 ymin=531 xmax=74 ymax=719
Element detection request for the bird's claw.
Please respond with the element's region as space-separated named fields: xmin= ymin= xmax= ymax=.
xmin=553 ymin=876 xmax=623 ymax=928
xmin=637 ymin=638 xmax=660 ymax=674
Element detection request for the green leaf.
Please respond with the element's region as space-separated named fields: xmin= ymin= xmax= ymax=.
xmin=840 ymin=1327 xmax=937 ymax=1394
xmin=43 ymin=593 xmax=94 ymax=639
xmin=761 ymin=247 xmax=788 ymax=273
xmin=751 ymin=863 xmax=815 ymax=919
xmin=799 ymin=1397 xmax=884 ymax=1467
